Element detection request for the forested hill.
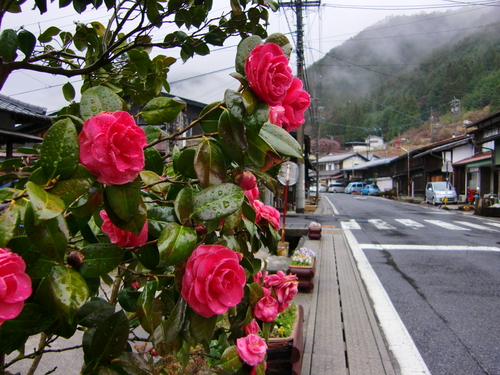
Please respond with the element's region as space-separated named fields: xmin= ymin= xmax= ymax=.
xmin=306 ymin=5 xmax=500 ymax=143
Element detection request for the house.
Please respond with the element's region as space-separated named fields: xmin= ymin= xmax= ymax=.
xmin=346 ymin=135 xmax=386 ymax=153
xmin=343 ymin=157 xmax=396 ymax=191
xmin=314 ymin=152 xmax=369 ymax=185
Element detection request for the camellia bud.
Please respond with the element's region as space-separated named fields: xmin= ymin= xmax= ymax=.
xmin=67 ymin=251 xmax=85 ymax=268
xmin=194 ymin=224 xmax=207 ymax=237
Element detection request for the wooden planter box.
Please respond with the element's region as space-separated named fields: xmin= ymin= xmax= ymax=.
xmin=266 ymin=305 xmax=304 ymax=375
xmin=287 ymin=259 xmax=316 ymax=293
xmin=307 ymin=226 xmax=321 ymax=240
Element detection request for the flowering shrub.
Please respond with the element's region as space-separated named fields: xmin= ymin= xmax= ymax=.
xmin=0 ymin=5 xmax=309 ymax=374
xmin=290 ymin=247 xmax=316 ymax=266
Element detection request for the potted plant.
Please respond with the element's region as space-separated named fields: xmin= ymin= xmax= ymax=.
xmin=287 ymin=248 xmax=316 ymax=293
xmin=307 ymin=221 xmax=322 ymax=239
xmin=267 ymin=303 xmax=304 ymax=375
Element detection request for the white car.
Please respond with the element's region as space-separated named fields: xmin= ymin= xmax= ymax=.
xmin=309 ymin=184 xmax=328 ymax=193
xmin=425 ymin=181 xmax=457 ymax=205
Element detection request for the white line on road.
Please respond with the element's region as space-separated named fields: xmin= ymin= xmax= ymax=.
xmin=368 ymin=218 xmax=397 ymax=230
xmin=344 ymin=230 xmax=431 ymax=375
xmin=485 ymin=221 xmax=500 ymax=228
xmin=394 ymin=219 xmax=425 ymax=229
xmin=341 ymin=219 xmax=361 ymax=230
xmin=359 ymin=244 xmax=500 ymax=252
xmin=424 ymin=220 xmax=470 ymax=230
xmin=325 ymin=196 xmax=339 ymax=215
xmin=453 ymin=221 xmax=499 ymax=232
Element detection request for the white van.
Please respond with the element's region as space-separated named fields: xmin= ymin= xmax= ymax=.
xmin=345 ymin=182 xmax=367 ymax=194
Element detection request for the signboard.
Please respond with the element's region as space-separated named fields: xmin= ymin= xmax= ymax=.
xmin=278 ymin=161 xmax=298 ymax=186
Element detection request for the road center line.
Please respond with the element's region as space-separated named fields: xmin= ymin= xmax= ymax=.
xmin=344 ymin=230 xmax=431 ymax=375
xmin=359 ymin=244 xmax=500 ymax=252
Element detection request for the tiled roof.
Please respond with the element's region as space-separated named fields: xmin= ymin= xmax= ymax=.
xmin=0 ymin=93 xmax=51 ymax=123
xmin=452 ymin=152 xmax=492 ymax=166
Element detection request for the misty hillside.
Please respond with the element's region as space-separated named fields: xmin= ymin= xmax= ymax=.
xmin=306 ymin=6 xmax=500 ymax=144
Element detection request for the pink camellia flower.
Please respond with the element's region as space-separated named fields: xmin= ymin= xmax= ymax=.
xmin=0 ymin=248 xmax=32 ymax=326
xmin=252 ymin=200 xmax=280 ymax=232
xmin=243 ymin=319 xmax=260 ymax=335
xmin=100 ymin=210 xmax=148 ymax=247
xmin=181 ymin=245 xmax=246 ymax=318
xmin=253 ymin=287 xmax=279 ymax=322
xmin=236 ymin=333 xmax=267 ymax=367
xmin=269 ymin=105 xmax=285 ymax=126
xmin=244 ymin=187 xmax=260 ymax=203
xmin=264 ymin=271 xmax=298 ymax=313
xmin=245 ymin=43 xmax=294 ymax=106
xmin=236 ymin=170 xmax=257 ymax=191
xmin=79 ymin=111 xmax=147 ymax=185
xmin=280 ymin=78 xmax=311 ymax=132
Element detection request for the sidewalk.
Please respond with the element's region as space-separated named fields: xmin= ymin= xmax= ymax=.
xmin=292 ymin=199 xmax=398 ymax=375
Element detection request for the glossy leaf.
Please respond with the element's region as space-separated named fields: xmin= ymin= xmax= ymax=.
xmin=0 ymin=29 xmax=18 ymax=62
xmin=25 ymin=204 xmax=69 ymax=262
xmin=157 ymin=223 xmax=197 ymax=267
xmin=49 ymin=164 xmax=96 ymax=207
xmin=194 ymin=139 xmax=227 ymax=188
xmin=161 ymin=297 xmax=187 ymax=344
xmin=199 ymin=102 xmax=224 ymax=133
xmin=174 ymin=186 xmax=193 ymax=225
xmin=135 ymin=243 xmax=160 ymax=270
xmin=191 ymin=183 xmax=244 ymax=221
xmin=246 ymin=127 xmax=280 ymax=169
xmin=49 ymin=265 xmax=90 ymax=323
xmin=39 ymin=117 xmax=79 ymax=180
xmin=141 ymin=97 xmax=186 ymax=125
xmin=80 ymin=86 xmax=127 ymax=121
xmin=143 ymin=125 xmax=163 ymax=144
xmin=260 ymin=122 xmax=303 ymax=159
xmin=70 ymin=184 xmax=103 ymax=218
xmin=78 ymin=243 xmax=124 ymax=277
xmin=118 ymin=288 xmax=142 ymax=313
xmin=144 ymin=148 xmax=164 ymax=175
xmin=235 ymin=35 xmax=262 ymax=75
xmin=26 ymin=181 xmax=66 ymax=225
xmin=266 ymin=32 xmax=292 ymax=58
xmin=189 ymin=310 xmax=217 ymax=344
xmin=103 ymin=179 xmax=147 ymax=236
xmin=140 ymin=170 xmax=168 ymax=194
xmin=221 ymin=207 xmax=242 ymax=234
xmin=38 ymin=26 xmax=61 ymax=43
xmin=75 ymin=297 xmax=116 ymax=327
xmin=62 ymin=81 xmax=76 ymax=101
xmin=136 ymin=280 xmax=160 ymax=334
xmin=0 ymin=303 xmax=56 ymax=335
xmin=0 ymin=203 xmax=19 ymax=247
xmin=248 ymin=282 xmax=264 ymax=306
xmin=218 ymin=110 xmax=246 ymax=166
xmin=147 ymin=205 xmax=177 ymax=238
xmin=177 ymin=147 xmax=197 ymax=179
xmin=0 ymin=158 xmax=24 ymax=171
xmin=218 ymin=345 xmax=244 ymax=373
xmin=86 ymin=310 xmax=129 ymax=364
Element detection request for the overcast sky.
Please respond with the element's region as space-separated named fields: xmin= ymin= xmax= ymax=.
xmin=1 ymin=1 xmax=496 ymax=112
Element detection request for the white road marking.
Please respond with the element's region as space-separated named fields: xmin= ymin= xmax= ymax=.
xmin=341 ymin=219 xmax=361 ymax=230
xmin=454 ymin=221 xmax=499 ymax=232
xmin=368 ymin=219 xmax=396 ymax=230
xmin=424 ymin=220 xmax=470 ymax=230
xmin=359 ymin=244 xmax=500 ymax=252
xmin=484 ymin=221 xmax=500 ymax=229
xmin=394 ymin=219 xmax=425 ymax=229
xmin=325 ymin=197 xmax=339 ymax=215
xmin=344 ymin=230 xmax=431 ymax=375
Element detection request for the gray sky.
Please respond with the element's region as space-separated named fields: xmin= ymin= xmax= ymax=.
xmin=1 ymin=1 xmax=495 ymax=112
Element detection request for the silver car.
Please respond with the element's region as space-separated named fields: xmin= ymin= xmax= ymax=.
xmin=425 ymin=181 xmax=457 ymax=205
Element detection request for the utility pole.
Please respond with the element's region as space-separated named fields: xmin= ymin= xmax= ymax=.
xmin=279 ymin=0 xmax=320 ymax=213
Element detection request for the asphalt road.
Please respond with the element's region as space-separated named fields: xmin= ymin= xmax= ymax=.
xmin=320 ymin=194 xmax=500 ymax=375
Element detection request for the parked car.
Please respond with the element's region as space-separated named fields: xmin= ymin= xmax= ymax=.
xmin=425 ymin=181 xmax=457 ymax=205
xmin=361 ymin=184 xmax=381 ymax=196
xmin=345 ymin=181 xmax=367 ymax=194
xmin=309 ymin=183 xmax=328 ymax=193
xmin=328 ymin=182 xmax=346 ymax=193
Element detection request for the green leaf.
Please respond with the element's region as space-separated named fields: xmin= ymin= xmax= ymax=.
xmin=135 ymin=243 xmax=160 ymax=270
xmin=0 ymin=158 xmax=24 ymax=170
xmin=0 ymin=203 xmax=19 ymax=247
xmin=174 ymin=186 xmax=193 ymax=225
xmin=25 ymin=204 xmax=69 ymax=262
xmin=78 ymin=243 xmax=124 ymax=277
xmin=136 ymin=280 xmax=161 ymax=334
xmin=39 ymin=117 xmax=79 ymax=180
xmin=199 ymin=102 xmax=224 ymax=133
xmin=160 ymin=297 xmax=187 ymax=344
xmin=235 ymin=35 xmax=262 ymax=75
xmin=17 ymin=29 xmax=36 ymax=58
xmin=80 ymin=86 xmax=127 ymax=121
xmin=103 ymin=179 xmax=147 ymax=236
xmin=260 ymin=122 xmax=303 ymax=159
xmin=218 ymin=110 xmax=246 ymax=166
xmin=218 ymin=345 xmax=244 ymax=372
xmin=0 ymin=173 xmax=20 ymax=184
xmin=16 ymin=147 xmax=39 ymax=155
xmin=0 ymin=29 xmax=18 ymax=62
xmin=118 ymin=288 xmax=142 ymax=312
xmin=157 ymin=223 xmax=197 ymax=267
xmin=140 ymin=170 xmax=168 ymax=194
xmin=86 ymin=310 xmax=129 ymax=364
xmin=26 ymin=181 xmax=66 ymax=225
xmin=62 ymin=82 xmax=76 ymax=101
xmin=70 ymin=184 xmax=103 ymax=218
xmin=38 ymin=26 xmax=60 ymax=43
xmin=191 ymin=183 xmax=244 ymax=221
xmin=0 ymin=303 xmax=56 ymax=335
xmin=177 ymin=147 xmax=197 ymax=179
xmin=189 ymin=310 xmax=217 ymax=344
xmin=141 ymin=97 xmax=186 ymax=125
xmin=143 ymin=125 xmax=163 ymax=144
xmin=49 ymin=164 xmax=96 ymax=207
xmin=75 ymin=297 xmax=116 ymax=327
xmin=49 ymin=265 xmax=90 ymax=323
xmin=194 ymin=139 xmax=227 ymax=188
xmin=147 ymin=205 xmax=177 ymax=238
xmin=144 ymin=148 xmax=164 ymax=175
xmin=248 ymin=282 xmax=264 ymax=306
xmin=246 ymin=127 xmax=275 ymax=168
xmin=266 ymin=32 xmax=292 ymax=58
